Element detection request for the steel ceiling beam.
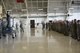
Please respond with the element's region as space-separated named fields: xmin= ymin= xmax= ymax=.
xmin=1 ymin=0 xmax=7 ymax=13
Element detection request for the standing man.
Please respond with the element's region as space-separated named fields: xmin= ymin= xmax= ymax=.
xmin=42 ymin=21 xmax=45 ymax=30
xmin=20 ymin=21 xmax=24 ymax=32
xmin=16 ymin=23 xmax=18 ymax=31
xmin=0 ymin=19 xmax=2 ymax=38
xmin=77 ymin=20 xmax=80 ymax=41
xmin=64 ymin=20 xmax=69 ymax=36
xmin=72 ymin=19 xmax=77 ymax=39
xmin=2 ymin=18 xmax=7 ymax=37
xmin=49 ymin=21 xmax=52 ymax=31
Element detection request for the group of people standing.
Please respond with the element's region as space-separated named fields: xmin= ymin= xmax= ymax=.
xmin=0 ymin=17 xmax=24 ymax=39
xmin=42 ymin=19 xmax=80 ymax=41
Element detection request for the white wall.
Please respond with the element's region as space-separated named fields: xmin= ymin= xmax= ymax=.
xmin=67 ymin=13 xmax=80 ymax=21
xmin=25 ymin=18 xmax=45 ymax=28
xmin=46 ymin=16 xmax=65 ymax=22
xmin=47 ymin=0 xmax=66 ymax=21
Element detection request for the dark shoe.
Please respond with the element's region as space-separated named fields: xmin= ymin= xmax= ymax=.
xmin=0 ymin=37 xmax=1 ymax=39
xmin=12 ymin=37 xmax=15 ymax=39
xmin=77 ymin=39 xmax=80 ymax=41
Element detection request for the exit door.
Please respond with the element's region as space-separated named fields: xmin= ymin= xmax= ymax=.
xmin=30 ymin=20 xmax=35 ymax=28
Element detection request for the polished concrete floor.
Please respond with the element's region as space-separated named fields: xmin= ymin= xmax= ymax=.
xmin=0 ymin=27 xmax=80 ymax=53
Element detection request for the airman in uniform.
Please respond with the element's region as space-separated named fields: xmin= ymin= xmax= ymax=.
xmin=77 ymin=20 xmax=80 ymax=41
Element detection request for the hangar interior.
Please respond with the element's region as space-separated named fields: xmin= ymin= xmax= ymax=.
xmin=0 ymin=0 xmax=80 ymax=53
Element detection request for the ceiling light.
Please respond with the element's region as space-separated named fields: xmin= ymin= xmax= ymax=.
xmin=21 ymin=9 xmax=27 ymax=11
xmin=69 ymin=8 xmax=74 ymax=10
xmin=38 ymin=9 xmax=43 ymax=11
xmin=54 ymin=8 xmax=59 ymax=10
xmin=7 ymin=10 xmax=12 ymax=12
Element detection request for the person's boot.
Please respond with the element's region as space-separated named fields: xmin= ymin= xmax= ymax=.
xmin=77 ymin=37 xmax=80 ymax=41
xmin=3 ymin=34 xmax=6 ymax=37
xmin=0 ymin=36 xmax=1 ymax=39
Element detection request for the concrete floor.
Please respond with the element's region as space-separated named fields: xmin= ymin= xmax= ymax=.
xmin=0 ymin=27 xmax=80 ymax=53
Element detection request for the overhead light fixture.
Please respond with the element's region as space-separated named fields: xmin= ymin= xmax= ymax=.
xmin=21 ymin=9 xmax=27 ymax=11
xmin=54 ymin=8 xmax=59 ymax=10
xmin=38 ymin=9 xmax=43 ymax=11
xmin=69 ymin=8 xmax=74 ymax=10
xmin=7 ymin=10 xmax=12 ymax=12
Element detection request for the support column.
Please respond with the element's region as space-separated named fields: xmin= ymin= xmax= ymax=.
xmin=24 ymin=0 xmax=28 ymax=18
xmin=64 ymin=0 xmax=72 ymax=20
xmin=0 ymin=5 xmax=2 ymax=19
xmin=47 ymin=0 xmax=49 ymax=22
xmin=1 ymin=0 xmax=6 ymax=14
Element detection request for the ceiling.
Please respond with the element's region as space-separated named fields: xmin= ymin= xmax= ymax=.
xmin=1 ymin=0 xmax=48 ymax=14
xmin=1 ymin=0 xmax=80 ymax=16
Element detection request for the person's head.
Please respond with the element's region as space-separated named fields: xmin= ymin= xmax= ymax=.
xmin=74 ymin=19 xmax=77 ymax=22
xmin=77 ymin=20 xmax=80 ymax=23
